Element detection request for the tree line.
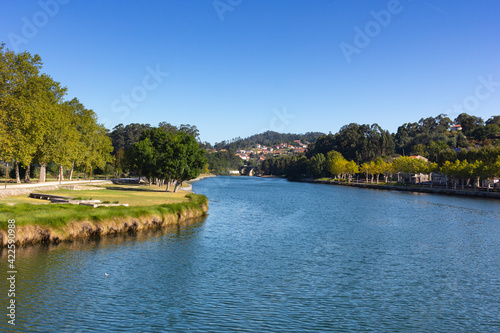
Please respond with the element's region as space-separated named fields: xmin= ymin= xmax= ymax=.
xmin=260 ymin=145 xmax=500 ymax=189
xmin=306 ymin=114 xmax=499 ymax=165
xmin=1 ymin=46 xmax=207 ymax=186
xmin=0 ymin=44 xmax=112 ymax=183
xmin=260 ymin=113 xmax=500 ymax=188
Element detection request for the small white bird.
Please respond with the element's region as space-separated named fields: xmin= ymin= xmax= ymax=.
xmin=105 ymin=272 xmax=109 ymax=277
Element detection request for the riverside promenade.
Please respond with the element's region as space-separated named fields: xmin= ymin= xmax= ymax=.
xmin=0 ymin=179 xmax=121 ymax=198
xmin=298 ymin=179 xmax=500 ymax=200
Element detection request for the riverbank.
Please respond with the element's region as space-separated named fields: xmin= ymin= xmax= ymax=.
xmin=258 ymin=175 xmax=286 ymax=179
xmin=294 ymin=179 xmax=500 ymax=200
xmin=0 ymin=185 xmax=209 ymax=247
xmin=182 ymin=173 xmax=216 ymax=192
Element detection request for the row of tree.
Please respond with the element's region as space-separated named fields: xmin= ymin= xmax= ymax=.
xmin=0 ymin=46 xmax=207 ymax=186
xmin=305 ymin=114 xmax=499 ymax=165
xmin=0 ymin=44 xmax=113 ymax=183
xmin=260 ymin=146 xmax=500 ymax=189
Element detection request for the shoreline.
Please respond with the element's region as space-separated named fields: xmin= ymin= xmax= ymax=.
xmin=258 ymin=175 xmax=286 ymax=179
xmin=292 ymin=179 xmax=500 ymax=200
xmin=1 ymin=193 xmax=209 ymax=247
xmin=183 ymin=174 xmax=216 ymax=192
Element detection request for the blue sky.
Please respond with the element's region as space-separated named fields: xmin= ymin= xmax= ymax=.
xmin=1 ymin=0 xmax=499 ymax=144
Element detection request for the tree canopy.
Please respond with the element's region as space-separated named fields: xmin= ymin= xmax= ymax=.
xmin=0 ymin=44 xmax=112 ymax=182
xmin=125 ymin=127 xmax=207 ymax=192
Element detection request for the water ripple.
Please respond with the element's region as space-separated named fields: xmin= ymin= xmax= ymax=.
xmin=1 ymin=177 xmax=499 ymax=332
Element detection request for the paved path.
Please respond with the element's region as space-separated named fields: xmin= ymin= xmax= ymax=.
xmin=1 ymin=179 xmax=129 ymax=190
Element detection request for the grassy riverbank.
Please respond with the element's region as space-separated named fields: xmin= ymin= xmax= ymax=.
xmin=0 ymin=183 xmax=209 ymax=246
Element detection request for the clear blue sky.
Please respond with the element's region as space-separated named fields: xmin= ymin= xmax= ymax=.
xmin=1 ymin=0 xmax=499 ymax=144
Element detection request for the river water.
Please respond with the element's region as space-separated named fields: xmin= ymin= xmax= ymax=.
xmin=1 ymin=176 xmax=500 ymax=332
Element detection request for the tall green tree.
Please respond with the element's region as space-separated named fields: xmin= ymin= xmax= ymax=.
xmin=44 ymin=102 xmax=80 ymax=182
xmin=454 ymin=113 xmax=484 ymax=136
xmin=326 ymin=150 xmax=348 ymax=179
xmin=170 ymin=131 xmax=206 ymax=192
xmin=345 ymin=160 xmax=359 ymax=183
xmin=308 ymin=153 xmax=326 ymax=178
xmin=0 ymin=45 xmax=64 ymax=182
xmin=127 ymin=137 xmax=156 ymax=184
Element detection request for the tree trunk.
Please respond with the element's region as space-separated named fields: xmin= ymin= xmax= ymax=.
xmin=69 ymin=162 xmax=74 ymax=180
xmin=58 ymin=165 xmax=64 ymax=182
xmin=24 ymin=164 xmax=31 ymax=183
xmin=15 ymin=162 xmax=21 ymax=183
xmin=4 ymin=164 xmax=8 ymax=188
xmin=40 ymin=163 xmax=46 ymax=182
xmin=166 ymin=181 xmax=170 ymax=191
xmin=173 ymin=181 xmax=181 ymax=192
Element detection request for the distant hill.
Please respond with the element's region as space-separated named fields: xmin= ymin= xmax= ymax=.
xmin=213 ymin=131 xmax=325 ymax=151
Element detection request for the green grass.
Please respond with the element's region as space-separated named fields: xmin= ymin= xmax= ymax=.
xmin=0 ymin=193 xmax=208 ymax=230
xmin=0 ymin=183 xmax=191 ymax=206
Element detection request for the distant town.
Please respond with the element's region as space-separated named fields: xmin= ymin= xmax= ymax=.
xmin=208 ymin=140 xmax=309 ymax=163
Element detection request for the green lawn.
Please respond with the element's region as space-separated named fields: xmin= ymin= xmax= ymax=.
xmin=0 ymin=183 xmax=190 ymax=206
xmin=0 ymin=183 xmax=207 ymax=230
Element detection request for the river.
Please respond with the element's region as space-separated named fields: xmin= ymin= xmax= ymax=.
xmin=1 ymin=176 xmax=499 ymax=332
